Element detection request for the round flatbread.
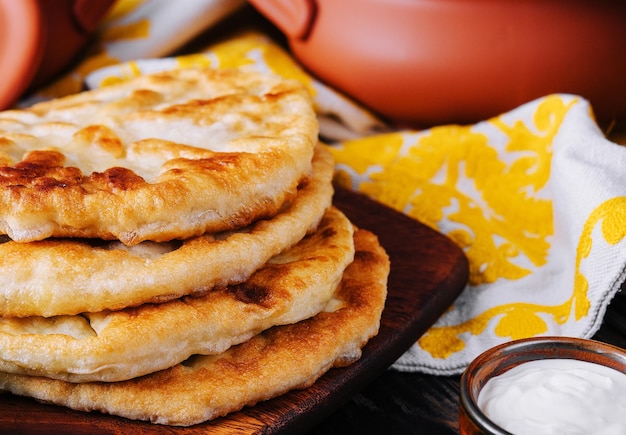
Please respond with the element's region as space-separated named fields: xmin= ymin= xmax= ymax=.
xmin=0 ymin=144 xmax=334 ymax=318
xmin=0 ymin=207 xmax=355 ymax=382
xmin=0 ymin=228 xmax=389 ymax=427
xmin=0 ymin=68 xmax=317 ymax=245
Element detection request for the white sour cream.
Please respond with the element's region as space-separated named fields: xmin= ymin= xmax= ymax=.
xmin=477 ymin=358 xmax=626 ymax=435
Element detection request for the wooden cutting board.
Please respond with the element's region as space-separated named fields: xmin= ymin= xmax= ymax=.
xmin=0 ymin=186 xmax=469 ymax=434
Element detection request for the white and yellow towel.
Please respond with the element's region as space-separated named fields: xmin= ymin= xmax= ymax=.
xmin=21 ymin=0 xmax=626 ymax=375
xmin=332 ymin=96 xmax=626 ymax=374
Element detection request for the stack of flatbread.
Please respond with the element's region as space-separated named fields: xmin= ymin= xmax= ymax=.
xmin=0 ymin=68 xmax=389 ymax=426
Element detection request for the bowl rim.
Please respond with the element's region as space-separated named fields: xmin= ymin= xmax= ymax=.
xmin=459 ymin=336 xmax=626 ymax=434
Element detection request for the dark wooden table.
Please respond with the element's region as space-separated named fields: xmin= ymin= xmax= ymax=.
xmin=1 ymin=6 xmax=623 ymax=434
xmin=192 ymin=9 xmax=626 ymax=434
xmin=308 ymin=290 xmax=626 ymax=435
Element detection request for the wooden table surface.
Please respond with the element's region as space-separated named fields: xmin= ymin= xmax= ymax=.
xmin=2 ymin=6 xmax=624 ymax=434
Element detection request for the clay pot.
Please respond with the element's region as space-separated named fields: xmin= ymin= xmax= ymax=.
xmin=250 ymin=0 xmax=626 ymax=127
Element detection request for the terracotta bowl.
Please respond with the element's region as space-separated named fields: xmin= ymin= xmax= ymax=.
xmin=459 ymin=336 xmax=626 ymax=434
xmin=250 ymin=0 xmax=626 ymax=127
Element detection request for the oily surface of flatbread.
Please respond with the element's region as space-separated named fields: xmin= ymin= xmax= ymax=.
xmin=0 ymin=144 xmax=334 ymax=318
xmin=0 ymin=228 xmax=389 ymax=427
xmin=0 ymin=207 xmax=355 ymax=382
xmin=0 ymin=68 xmax=317 ymax=245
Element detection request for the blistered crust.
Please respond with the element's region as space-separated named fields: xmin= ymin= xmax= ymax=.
xmin=0 ymin=68 xmax=318 ymax=245
xmin=0 ymin=145 xmax=334 ymax=317
xmin=0 ymin=207 xmax=355 ymax=382
xmin=0 ymin=229 xmax=389 ymax=426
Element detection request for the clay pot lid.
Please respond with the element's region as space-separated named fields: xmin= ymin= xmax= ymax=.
xmin=0 ymin=0 xmax=44 ymax=110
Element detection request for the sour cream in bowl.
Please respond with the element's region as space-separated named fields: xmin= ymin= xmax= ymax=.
xmin=459 ymin=337 xmax=626 ymax=435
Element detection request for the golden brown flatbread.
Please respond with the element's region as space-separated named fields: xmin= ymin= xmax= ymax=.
xmin=0 ymin=229 xmax=389 ymax=426
xmin=0 ymin=68 xmax=317 ymax=245
xmin=0 ymin=144 xmax=334 ymax=318
xmin=0 ymin=207 xmax=355 ymax=382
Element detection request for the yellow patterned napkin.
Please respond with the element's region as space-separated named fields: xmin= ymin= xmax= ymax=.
xmin=331 ymin=95 xmax=626 ymax=374
xmin=21 ymin=1 xmax=626 ymax=375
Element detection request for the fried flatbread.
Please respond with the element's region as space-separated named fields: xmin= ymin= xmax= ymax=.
xmin=0 ymin=144 xmax=333 ymax=318
xmin=0 ymin=207 xmax=354 ymax=382
xmin=0 ymin=228 xmax=389 ymax=426
xmin=0 ymin=68 xmax=317 ymax=245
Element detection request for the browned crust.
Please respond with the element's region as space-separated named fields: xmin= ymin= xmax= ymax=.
xmin=0 ymin=68 xmax=318 ymax=245
xmin=0 ymin=229 xmax=389 ymax=426
xmin=0 ymin=145 xmax=334 ymax=317
xmin=0 ymin=207 xmax=356 ymax=382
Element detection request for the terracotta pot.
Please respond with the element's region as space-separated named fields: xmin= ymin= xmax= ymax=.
xmin=0 ymin=0 xmax=115 ymax=110
xmin=250 ymin=0 xmax=626 ymax=127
